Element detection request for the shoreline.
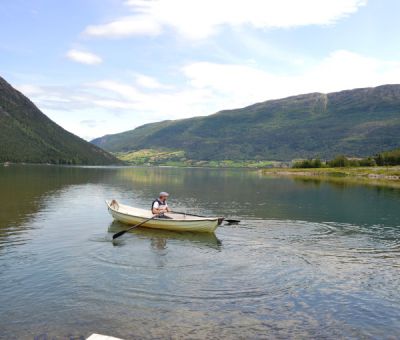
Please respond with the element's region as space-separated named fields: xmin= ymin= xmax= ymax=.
xmin=262 ymin=166 xmax=400 ymax=187
xmin=1 ymin=161 xmax=276 ymax=170
xmin=3 ymin=161 xmax=400 ymax=180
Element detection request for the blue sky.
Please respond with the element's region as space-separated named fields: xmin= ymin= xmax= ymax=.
xmin=1 ymin=0 xmax=400 ymax=140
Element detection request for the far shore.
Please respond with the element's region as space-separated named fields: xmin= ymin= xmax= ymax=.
xmin=262 ymin=166 xmax=400 ymax=186
xmin=3 ymin=161 xmax=400 ymax=185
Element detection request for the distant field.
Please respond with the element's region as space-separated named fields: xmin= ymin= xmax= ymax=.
xmin=114 ymin=149 xmax=281 ymax=168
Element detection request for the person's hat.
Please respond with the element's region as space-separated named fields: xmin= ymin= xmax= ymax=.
xmin=159 ymin=192 xmax=169 ymax=197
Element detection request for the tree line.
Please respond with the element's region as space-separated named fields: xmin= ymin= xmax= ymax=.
xmin=292 ymin=148 xmax=400 ymax=168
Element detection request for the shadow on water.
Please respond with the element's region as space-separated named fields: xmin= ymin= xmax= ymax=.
xmin=108 ymin=220 xmax=222 ymax=250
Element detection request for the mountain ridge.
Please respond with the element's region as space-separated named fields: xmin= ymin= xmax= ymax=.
xmin=91 ymin=84 xmax=400 ymax=161
xmin=0 ymin=76 xmax=121 ymax=165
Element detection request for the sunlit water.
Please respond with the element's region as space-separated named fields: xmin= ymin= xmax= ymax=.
xmin=0 ymin=165 xmax=399 ymax=339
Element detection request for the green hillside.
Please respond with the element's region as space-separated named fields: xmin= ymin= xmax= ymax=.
xmin=0 ymin=76 xmax=121 ymax=165
xmin=92 ymin=85 xmax=400 ymax=161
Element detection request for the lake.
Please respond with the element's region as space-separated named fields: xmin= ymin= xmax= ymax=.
xmin=0 ymin=165 xmax=399 ymax=339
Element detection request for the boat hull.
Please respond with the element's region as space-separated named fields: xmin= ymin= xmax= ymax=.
xmin=106 ymin=200 xmax=219 ymax=233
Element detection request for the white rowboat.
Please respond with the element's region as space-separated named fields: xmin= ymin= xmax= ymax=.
xmin=106 ymin=200 xmax=220 ymax=233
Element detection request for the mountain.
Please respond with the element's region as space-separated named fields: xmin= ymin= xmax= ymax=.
xmin=0 ymin=76 xmax=121 ymax=165
xmin=92 ymin=85 xmax=400 ymax=161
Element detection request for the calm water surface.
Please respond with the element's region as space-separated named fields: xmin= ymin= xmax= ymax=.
xmin=0 ymin=165 xmax=399 ymax=339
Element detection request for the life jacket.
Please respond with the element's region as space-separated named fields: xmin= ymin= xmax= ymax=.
xmin=151 ymin=198 xmax=167 ymax=211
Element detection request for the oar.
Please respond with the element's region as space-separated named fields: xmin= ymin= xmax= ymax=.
xmin=224 ymin=219 xmax=240 ymax=224
xmin=112 ymin=215 xmax=160 ymax=240
xmin=172 ymin=211 xmax=240 ymax=224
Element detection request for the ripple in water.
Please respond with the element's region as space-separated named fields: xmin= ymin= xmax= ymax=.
xmin=2 ymin=213 xmax=400 ymax=339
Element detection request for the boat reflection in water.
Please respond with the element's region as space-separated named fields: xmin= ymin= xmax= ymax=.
xmin=108 ymin=221 xmax=222 ymax=250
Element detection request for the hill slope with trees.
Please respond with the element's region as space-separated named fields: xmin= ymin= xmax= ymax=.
xmin=0 ymin=76 xmax=121 ymax=165
xmin=92 ymin=85 xmax=400 ymax=161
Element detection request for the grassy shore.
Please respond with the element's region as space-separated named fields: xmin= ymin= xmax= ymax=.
xmin=262 ymin=166 xmax=400 ymax=187
xmin=115 ymin=149 xmax=281 ymax=168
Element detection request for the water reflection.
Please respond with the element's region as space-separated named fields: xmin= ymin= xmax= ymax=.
xmin=108 ymin=221 xmax=222 ymax=251
xmin=0 ymin=165 xmax=114 ymax=252
xmin=116 ymin=167 xmax=185 ymax=185
xmin=151 ymin=237 xmax=167 ymax=251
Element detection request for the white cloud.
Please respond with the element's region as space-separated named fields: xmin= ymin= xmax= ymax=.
xmin=16 ymin=84 xmax=45 ymax=96
xmin=182 ymin=50 xmax=400 ymax=108
xmin=89 ymin=79 xmax=212 ymax=116
xmin=90 ymin=80 xmax=143 ymax=99
xmin=135 ymin=74 xmax=165 ymax=89
xmin=84 ymin=15 xmax=161 ymax=38
xmin=84 ymin=0 xmax=367 ymax=39
xmin=80 ymin=119 xmax=105 ymax=128
xmin=16 ymin=50 xmax=400 ymax=140
xmin=66 ymin=49 xmax=103 ymax=65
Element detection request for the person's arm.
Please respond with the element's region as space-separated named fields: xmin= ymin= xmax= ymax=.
xmin=152 ymin=201 xmax=160 ymax=215
xmin=152 ymin=201 xmax=167 ymax=215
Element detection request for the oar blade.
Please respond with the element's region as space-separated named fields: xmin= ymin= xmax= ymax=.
xmin=112 ymin=230 xmax=127 ymax=240
xmin=225 ymin=219 xmax=240 ymax=224
xmin=112 ymin=215 xmax=159 ymax=240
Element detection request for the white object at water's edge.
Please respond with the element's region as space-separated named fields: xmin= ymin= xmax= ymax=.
xmin=87 ymin=334 xmax=123 ymax=340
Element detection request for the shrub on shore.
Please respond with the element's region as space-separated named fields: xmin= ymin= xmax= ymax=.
xmin=292 ymin=147 xmax=400 ymax=169
xmin=292 ymin=159 xmax=322 ymax=168
xmin=374 ymin=148 xmax=400 ymax=166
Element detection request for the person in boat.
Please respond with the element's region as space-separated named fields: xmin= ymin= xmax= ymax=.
xmin=152 ymin=192 xmax=172 ymax=218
